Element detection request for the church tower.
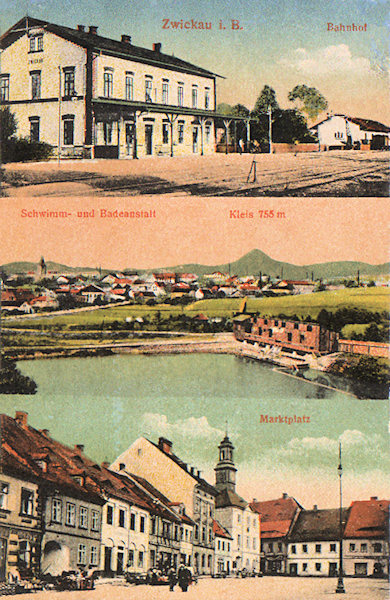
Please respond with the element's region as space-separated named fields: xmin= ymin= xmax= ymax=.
xmin=214 ymin=432 xmax=237 ymax=493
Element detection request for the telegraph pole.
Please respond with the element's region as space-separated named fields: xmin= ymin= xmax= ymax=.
xmin=268 ymin=106 xmax=272 ymax=154
xmin=0 ymin=277 xmax=3 ymax=372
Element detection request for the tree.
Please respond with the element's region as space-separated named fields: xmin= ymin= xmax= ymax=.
xmin=0 ymin=107 xmax=17 ymax=145
xmin=216 ymin=103 xmax=235 ymax=116
xmin=252 ymin=85 xmax=279 ymax=115
xmin=272 ymin=109 xmax=317 ymax=143
xmin=0 ymin=107 xmax=17 ymax=163
xmin=0 ymin=357 xmax=37 ymax=394
xmin=288 ymin=85 xmax=328 ymax=120
xmin=231 ymin=104 xmax=250 ymax=118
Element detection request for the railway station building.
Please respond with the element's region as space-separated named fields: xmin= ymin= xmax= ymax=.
xmin=0 ymin=17 xmax=245 ymax=159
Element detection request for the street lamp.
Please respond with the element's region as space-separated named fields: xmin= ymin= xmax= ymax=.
xmin=335 ymin=442 xmax=345 ymax=593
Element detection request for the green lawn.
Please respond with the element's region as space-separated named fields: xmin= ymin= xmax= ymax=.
xmin=5 ymin=288 xmax=389 ymax=329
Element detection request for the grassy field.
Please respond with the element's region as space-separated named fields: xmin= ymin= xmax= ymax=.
xmin=5 ymin=288 xmax=389 ymax=330
xmin=341 ymin=323 xmax=371 ymax=338
xmin=189 ymin=288 xmax=390 ymax=318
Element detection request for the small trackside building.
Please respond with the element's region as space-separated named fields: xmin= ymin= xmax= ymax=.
xmin=0 ymin=17 xmax=222 ymax=159
xmin=311 ymin=114 xmax=390 ymax=150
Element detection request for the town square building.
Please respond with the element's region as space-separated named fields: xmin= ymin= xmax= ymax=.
xmin=0 ymin=17 xmax=222 ymax=159
xmin=111 ymin=437 xmax=217 ymax=575
xmin=213 ymin=434 xmax=260 ymax=574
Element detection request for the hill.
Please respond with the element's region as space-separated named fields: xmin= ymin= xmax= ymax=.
xmin=168 ymin=249 xmax=389 ymax=280
xmin=2 ymin=250 xmax=388 ymax=280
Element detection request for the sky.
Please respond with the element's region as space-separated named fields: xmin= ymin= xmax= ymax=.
xmin=0 ymin=0 xmax=389 ymax=122
xmin=1 ymin=197 xmax=389 ymax=270
xmin=1 ymin=354 xmax=389 ymax=508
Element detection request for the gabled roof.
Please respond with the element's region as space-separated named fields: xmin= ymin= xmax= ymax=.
xmin=289 ymin=508 xmax=349 ymax=542
xmin=124 ymin=473 xmax=182 ymax=523
xmin=250 ymin=496 xmax=302 ymax=539
xmin=0 ymin=17 xmax=220 ymax=79
xmin=312 ymin=114 xmax=390 ymax=132
xmin=215 ymin=488 xmax=247 ymax=510
xmin=0 ymin=413 xmax=104 ymax=504
xmin=348 ymin=117 xmax=390 ymax=133
xmin=148 ymin=438 xmax=218 ymax=497
xmin=344 ymin=498 xmax=389 ymax=539
xmin=213 ymin=519 xmax=233 ymax=539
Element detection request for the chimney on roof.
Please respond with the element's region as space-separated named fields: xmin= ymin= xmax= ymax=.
xmin=88 ymin=25 xmax=98 ymax=35
xmin=121 ymin=34 xmax=131 ymax=44
xmin=75 ymin=444 xmax=84 ymax=453
xmin=370 ymin=496 xmax=378 ymax=501
xmin=15 ymin=411 xmax=28 ymax=429
xmin=153 ymin=42 xmax=162 ymax=53
xmin=40 ymin=429 xmax=50 ymax=436
xmin=197 ymin=470 xmax=201 ymax=478
xmin=313 ymin=504 xmax=318 ymax=511
xmin=252 ymin=498 xmax=257 ymax=504
xmin=119 ymin=463 xmax=125 ymax=470
xmin=101 ymin=461 xmax=110 ymax=468
xmin=282 ymin=493 xmax=288 ymax=500
xmin=77 ymin=25 xmax=85 ymax=32
xmin=158 ymin=437 xmax=172 ymax=455
xmin=190 ymin=467 xmax=195 ymax=475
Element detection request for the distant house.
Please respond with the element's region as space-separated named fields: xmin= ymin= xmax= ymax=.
xmin=276 ymin=280 xmax=316 ymax=295
xmin=204 ymin=272 xmax=228 ymax=284
xmin=79 ymin=284 xmax=106 ymax=304
xmin=311 ymin=114 xmax=390 ymax=150
xmin=29 ymin=295 xmax=59 ymax=310
xmin=194 ymin=288 xmax=213 ymax=300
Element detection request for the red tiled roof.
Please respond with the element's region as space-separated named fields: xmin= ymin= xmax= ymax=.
xmin=348 ymin=117 xmax=390 ymax=133
xmin=213 ymin=519 xmax=233 ymax=539
xmin=0 ymin=414 xmax=104 ymax=503
xmin=250 ymin=496 xmax=302 ymax=539
xmin=260 ymin=519 xmax=295 ymax=538
xmin=344 ymin=498 xmax=389 ymax=539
